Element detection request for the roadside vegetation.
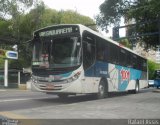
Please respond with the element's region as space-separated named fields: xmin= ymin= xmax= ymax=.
xmin=0 ymin=0 xmax=159 ymax=78
xmin=148 ymin=60 xmax=160 ymax=79
xmin=0 ymin=0 xmax=96 ymax=69
xmin=96 ymin=0 xmax=160 ymax=49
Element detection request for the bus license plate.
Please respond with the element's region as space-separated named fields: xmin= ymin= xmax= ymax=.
xmin=46 ymin=84 xmax=54 ymax=90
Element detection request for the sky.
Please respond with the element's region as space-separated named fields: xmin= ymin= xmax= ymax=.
xmin=42 ymin=0 xmax=126 ymax=37
xmin=42 ymin=0 xmax=105 ymax=19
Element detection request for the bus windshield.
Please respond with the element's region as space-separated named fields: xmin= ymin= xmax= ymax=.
xmin=32 ymin=35 xmax=81 ymax=68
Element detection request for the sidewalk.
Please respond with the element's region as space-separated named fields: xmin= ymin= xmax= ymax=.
xmin=0 ymin=80 xmax=31 ymax=91
xmin=0 ymin=84 xmax=29 ymax=92
xmin=0 ymin=89 xmax=29 ymax=92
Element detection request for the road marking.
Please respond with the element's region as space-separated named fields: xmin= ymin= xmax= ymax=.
xmin=0 ymin=111 xmax=28 ymax=119
xmin=153 ymin=89 xmax=160 ymax=93
xmin=0 ymin=98 xmax=32 ymax=103
xmin=0 ymin=97 xmax=51 ymax=103
xmin=0 ymin=112 xmax=40 ymax=125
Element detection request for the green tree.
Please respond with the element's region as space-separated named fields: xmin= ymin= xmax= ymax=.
xmin=148 ymin=60 xmax=160 ymax=79
xmin=96 ymin=0 xmax=126 ymax=31
xmin=0 ymin=0 xmax=42 ymax=69
xmin=119 ymin=38 xmax=132 ymax=49
xmin=0 ymin=0 xmax=35 ymax=18
xmin=0 ymin=3 xmax=96 ymax=69
xmin=96 ymin=0 xmax=160 ymax=47
xmin=0 ymin=19 xmax=12 ymax=37
xmin=60 ymin=10 xmax=94 ymax=24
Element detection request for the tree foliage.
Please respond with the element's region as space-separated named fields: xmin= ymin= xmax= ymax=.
xmin=96 ymin=0 xmax=160 ymax=47
xmin=96 ymin=0 xmax=130 ymax=30
xmin=148 ymin=60 xmax=160 ymax=79
xmin=0 ymin=0 xmax=96 ymax=69
xmin=0 ymin=0 xmax=35 ymax=18
xmin=119 ymin=38 xmax=132 ymax=49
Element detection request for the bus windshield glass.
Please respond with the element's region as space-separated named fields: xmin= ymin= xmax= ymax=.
xmin=32 ymin=35 xmax=81 ymax=68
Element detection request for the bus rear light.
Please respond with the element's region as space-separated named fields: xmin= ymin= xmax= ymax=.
xmin=31 ymin=76 xmax=38 ymax=83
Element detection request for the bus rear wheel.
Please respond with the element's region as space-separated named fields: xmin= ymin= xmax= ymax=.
xmin=134 ymin=81 xmax=139 ymax=94
xmin=97 ymin=79 xmax=108 ymax=99
xmin=132 ymin=81 xmax=140 ymax=94
xmin=128 ymin=81 xmax=139 ymax=94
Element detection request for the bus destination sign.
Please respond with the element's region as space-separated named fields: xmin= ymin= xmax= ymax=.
xmin=39 ymin=27 xmax=78 ymax=37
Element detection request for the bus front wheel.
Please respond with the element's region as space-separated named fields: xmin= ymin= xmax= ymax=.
xmin=97 ymin=79 xmax=108 ymax=99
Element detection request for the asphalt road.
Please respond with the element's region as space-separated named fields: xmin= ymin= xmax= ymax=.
xmin=0 ymin=88 xmax=159 ymax=120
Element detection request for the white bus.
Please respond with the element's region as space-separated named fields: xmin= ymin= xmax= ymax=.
xmin=31 ymin=24 xmax=148 ymax=99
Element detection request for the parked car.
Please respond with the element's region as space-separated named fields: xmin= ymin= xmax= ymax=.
xmin=154 ymin=80 xmax=160 ymax=88
xmin=148 ymin=80 xmax=154 ymax=87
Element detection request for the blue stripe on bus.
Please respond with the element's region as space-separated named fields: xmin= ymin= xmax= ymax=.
xmin=84 ymin=61 xmax=142 ymax=91
xmin=60 ymin=72 xmax=72 ymax=78
xmin=84 ymin=61 xmax=108 ymax=77
xmin=116 ymin=65 xmax=142 ymax=91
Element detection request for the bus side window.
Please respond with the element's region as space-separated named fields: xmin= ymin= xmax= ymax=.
xmin=132 ymin=55 xmax=137 ymax=69
xmin=104 ymin=42 xmax=110 ymax=62
xmin=109 ymin=44 xmax=118 ymax=64
xmin=104 ymin=45 xmax=109 ymax=62
xmin=33 ymin=35 xmax=42 ymax=61
xmin=96 ymin=38 xmax=106 ymax=61
xmin=82 ymin=32 xmax=96 ymax=70
xmin=119 ymin=48 xmax=126 ymax=66
xmin=137 ymin=57 xmax=142 ymax=71
xmin=126 ymin=52 xmax=132 ymax=68
xmin=142 ymin=59 xmax=147 ymax=71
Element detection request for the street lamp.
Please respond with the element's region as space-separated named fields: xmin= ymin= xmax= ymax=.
xmin=12 ymin=44 xmax=18 ymax=51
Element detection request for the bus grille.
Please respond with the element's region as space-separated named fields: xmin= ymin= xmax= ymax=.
xmin=39 ymin=84 xmax=62 ymax=90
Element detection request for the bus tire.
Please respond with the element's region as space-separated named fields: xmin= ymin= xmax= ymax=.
xmin=133 ymin=80 xmax=139 ymax=94
xmin=97 ymin=79 xmax=108 ymax=99
xmin=128 ymin=80 xmax=139 ymax=94
xmin=57 ymin=94 xmax=68 ymax=99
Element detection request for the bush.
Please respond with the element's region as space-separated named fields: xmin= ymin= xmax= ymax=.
xmin=119 ymin=39 xmax=132 ymax=49
xmin=148 ymin=60 xmax=160 ymax=79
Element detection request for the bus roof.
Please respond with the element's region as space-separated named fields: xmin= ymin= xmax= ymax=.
xmin=34 ymin=24 xmax=146 ymax=60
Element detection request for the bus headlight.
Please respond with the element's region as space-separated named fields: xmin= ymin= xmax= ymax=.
xmin=31 ymin=75 xmax=38 ymax=83
xmin=67 ymin=71 xmax=81 ymax=83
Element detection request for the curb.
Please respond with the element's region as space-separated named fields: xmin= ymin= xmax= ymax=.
xmin=0 ymin=84 xmax=28 ymax=91
xmin=0 ymin=89 xmax=29 ymax=92
xmin=152 ymin=89 xmax=160 ymax=93
xmin=0 ymin=89 xmax=6 ymax=92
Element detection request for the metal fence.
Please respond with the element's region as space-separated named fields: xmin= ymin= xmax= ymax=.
xmin=0 ymin=69 xmax=31 ymax=88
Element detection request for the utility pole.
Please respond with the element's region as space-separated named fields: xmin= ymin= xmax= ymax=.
xmin=159 ymin=18 xmax=160 ymax=46
xmin=4 ymin=59 xmax=8 ymax=87
xmin=0 ymin=49 xmax=18 ymax=88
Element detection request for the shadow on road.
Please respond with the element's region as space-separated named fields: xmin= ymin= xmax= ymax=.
xmin=0 ymin=88 xmax=154 ymax=112
xmin=35 ymin=92 xmax=126 ymax=104
xmin=35 ymin=88 xmax=154 ymax=104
